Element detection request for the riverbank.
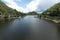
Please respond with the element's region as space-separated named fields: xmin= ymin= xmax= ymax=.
xmin=0 ymin=17 xmax=21 ymax=19
xmin=44 ymin=18 xmax=60 ymax=24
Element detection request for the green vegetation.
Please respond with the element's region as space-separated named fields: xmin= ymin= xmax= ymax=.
xmin=0 ymin=1 xmax=26 ymax=18
xmin=0 ymin=1 xmax=38 ymax=18
xmin=27 ymin=11 xmax=38 ymax=15
xmin=41 ymin=2 xmax=60 ymax=17
xmin=41 ymin=2 xmax=60 ymax=23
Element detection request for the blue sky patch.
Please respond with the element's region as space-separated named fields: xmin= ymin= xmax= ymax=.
xmin=13 ymin=0 xmax=32 ymax=8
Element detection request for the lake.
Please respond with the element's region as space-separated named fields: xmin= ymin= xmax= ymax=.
xmin=0 ymin=15 xmax=60 ymax=40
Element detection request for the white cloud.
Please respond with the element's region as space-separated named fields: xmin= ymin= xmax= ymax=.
xmin=36 ymin=0 xmax=59 ymax=12
xmin=26 ymin=0 xmax=60 ymax=12
xmin=26 ymin=0 xmax=41 ymax=11
xmin=4 ymin=0 xmax=28 ymax=13
xmin=3 ymin=0 xmax=60 ymax=13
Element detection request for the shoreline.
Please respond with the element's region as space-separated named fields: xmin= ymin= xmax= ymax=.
xmin=0 ymin=17 xmax=21 ymax=19
xmin=44 ymin=18 xmax=60 ymax=24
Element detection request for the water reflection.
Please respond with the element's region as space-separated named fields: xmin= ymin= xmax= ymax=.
xmin=0 ymin=19 xmax=14 ymax=30
xmin=0 ymin=16 xmax=60 ymax=40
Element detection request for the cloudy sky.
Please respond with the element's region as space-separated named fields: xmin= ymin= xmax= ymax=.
xmin=2 ymin=0 xmax=60 ymax=13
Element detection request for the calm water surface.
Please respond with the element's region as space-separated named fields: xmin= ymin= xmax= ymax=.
xmin=0 ymin=16 xmax=60 ymax=40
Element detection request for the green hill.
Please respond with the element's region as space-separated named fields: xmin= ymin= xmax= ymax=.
xmin=42 ymin=2 xmax=60 ymax=17
xmin=40 ymin=2 xmax=60 ymax=23
xmin=0 ymin=1 xmax=22 ymax=18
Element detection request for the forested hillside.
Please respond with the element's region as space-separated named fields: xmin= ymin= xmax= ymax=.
xmin=42 ymin=2 xmax=60 ymax=17
xmin=41 ymin=2 xmax=60 ymax=23
xmin=0 ymin=1 xmax=23 ymax=18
